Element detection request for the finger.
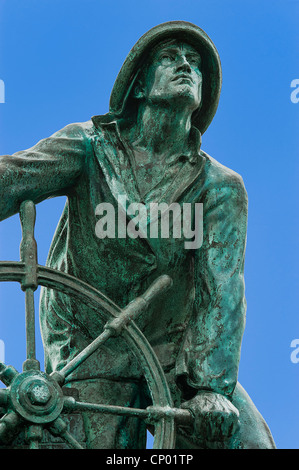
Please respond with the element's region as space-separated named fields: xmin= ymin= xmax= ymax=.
xmin=219 ymin=411 xmax=239 ymax=439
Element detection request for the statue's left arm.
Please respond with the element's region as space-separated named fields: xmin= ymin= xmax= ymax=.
xmin=176 ymin=174 xmax=248 ymax=439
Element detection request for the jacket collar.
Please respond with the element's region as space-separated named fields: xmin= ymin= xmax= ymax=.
xmin=91 ymin=113 xmax=202 ymax=165
xmin=91 ymin=113 xmax=206 ymax=250
xmin=91 ymin=112 xmax=205 ymax=208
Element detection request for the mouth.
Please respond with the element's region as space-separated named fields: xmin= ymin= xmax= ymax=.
xmin=172 ymin=74 xmax=193 ymax=83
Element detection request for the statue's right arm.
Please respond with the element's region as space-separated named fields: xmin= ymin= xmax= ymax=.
xmin=0 ymin=123 xmax=88 ymax=221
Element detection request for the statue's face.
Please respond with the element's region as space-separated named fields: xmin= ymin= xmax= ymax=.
xmin=141 ymin=41 xmax=202 ymax=111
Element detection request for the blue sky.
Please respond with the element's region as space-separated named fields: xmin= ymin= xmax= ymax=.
xmin=0 ymin=0 xmax=298 ymax=449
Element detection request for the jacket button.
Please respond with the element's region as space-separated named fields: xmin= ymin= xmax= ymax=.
xmin=147 ymin=255 xmax=156 ymax=265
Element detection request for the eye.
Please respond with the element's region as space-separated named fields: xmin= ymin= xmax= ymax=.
xmin=188 ymin=56 xmax=200 ymax=67
xmin=160 ymin=53 xmax=174 ymax=64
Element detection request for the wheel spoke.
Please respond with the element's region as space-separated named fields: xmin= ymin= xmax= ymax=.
xmin=23 ymin=288 xmax=40 ymax=371
xmin=60 ymin=430 xmax=84 ymax=449
xmin=26 ymin=424 xmax=43 ymax=449
xmin=55 ymin=329 xmax=112 ymax=382
xmin=0 ymin=389 xmax=9 ymax=414
xmin=48 ymin=417 xmax=84 ymax=449
xmin=63 ymin=398 xmax=193 ymax=426
xmin=19 ymin=201 xmax=40 ymax=372
xmin=64 ymin=398 xmax=150 ymax=420
xmin=0 ymin=411 xmax=24 ymax=445
xmin=55 ymin=275 xmax=172 ymax=382
xmin=0 ymin=362 xmax=18 ymax=386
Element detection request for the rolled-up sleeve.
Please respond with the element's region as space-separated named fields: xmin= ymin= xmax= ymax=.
xmin=0 ymin=123 xmax=88 ymax=221
xmin=176 ymin=176 xmax=248 ymax=399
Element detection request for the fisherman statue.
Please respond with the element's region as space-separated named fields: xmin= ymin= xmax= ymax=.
xmin=0 ymin=21 xmax=276 ymax=449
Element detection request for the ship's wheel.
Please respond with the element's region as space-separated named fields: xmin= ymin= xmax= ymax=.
xmin=0 ymin=201 xmax=191 ymax=449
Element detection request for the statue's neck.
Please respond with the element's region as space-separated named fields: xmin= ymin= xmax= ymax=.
xmin=126 ymin=102 xmax=192 ymax=160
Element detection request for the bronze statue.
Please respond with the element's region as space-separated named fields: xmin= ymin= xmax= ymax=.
xmin=0 ymin=21 xmax=276 ymax=449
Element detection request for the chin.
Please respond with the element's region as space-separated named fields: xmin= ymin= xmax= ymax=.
xmin=149 ymin=89 xmax=200 ymax=109
xmin=173 ymin=89 xmax=200 ymax=108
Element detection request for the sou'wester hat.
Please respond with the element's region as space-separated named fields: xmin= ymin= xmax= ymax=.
xmin=108 ymin=21 xmax=222 ymax=135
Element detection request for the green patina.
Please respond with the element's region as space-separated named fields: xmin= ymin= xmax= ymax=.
xmin=0 ymin=21 xmax=275 ymax=449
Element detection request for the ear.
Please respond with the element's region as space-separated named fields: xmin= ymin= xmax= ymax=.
xmin=133 ymin=81 xmax=145 ymax=99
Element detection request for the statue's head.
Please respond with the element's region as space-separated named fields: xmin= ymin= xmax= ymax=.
xmin=109 ymin=21 xmax=222 ymax=135
xmin=132 ymin=40 xmax=203 ymax=115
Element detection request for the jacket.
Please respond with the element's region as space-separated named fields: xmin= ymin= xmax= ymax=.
xmin=0 ymin=114 xmax=248 ymax=399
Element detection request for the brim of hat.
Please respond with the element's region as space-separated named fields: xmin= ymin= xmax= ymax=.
xmin=109 ymin=21 xmax=222 ymax=135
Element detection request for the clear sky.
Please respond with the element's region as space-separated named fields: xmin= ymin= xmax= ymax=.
xmin=0 ymin=0 xmax=298 ymax=449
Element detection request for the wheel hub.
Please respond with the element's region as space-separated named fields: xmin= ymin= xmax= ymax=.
xmin=9 ymin=371 xmax=64 ymax=424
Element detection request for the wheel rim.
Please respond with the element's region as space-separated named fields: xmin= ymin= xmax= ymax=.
xmin=0 ymin=261 xmax=176 ymax=449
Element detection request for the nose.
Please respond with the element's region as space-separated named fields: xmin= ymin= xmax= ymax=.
xmin=176 ymin=55 xmax=192 ymax=73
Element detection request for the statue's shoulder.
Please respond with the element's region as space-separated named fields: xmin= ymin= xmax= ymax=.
xmin=56 ymin=119 xmax=95 ymax=138
xmin=200 ymin=149 xmax=247 ymax=196
xmin=47 ymin=120 xmax=96 ymax=144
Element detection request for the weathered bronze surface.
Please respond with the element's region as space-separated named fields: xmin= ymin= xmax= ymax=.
xmin=0 ymin=21 xmax=276 ymax=449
